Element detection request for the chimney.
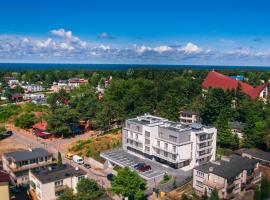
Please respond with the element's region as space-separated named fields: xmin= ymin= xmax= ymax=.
xmin=209 ymin=166 xmax=214 ymax=172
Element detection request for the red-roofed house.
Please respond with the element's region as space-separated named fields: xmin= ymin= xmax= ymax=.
xmin=202 ymin=71 xmax=269 ymax=101
xmin=32 ymin=122 xmax=47 ymax=132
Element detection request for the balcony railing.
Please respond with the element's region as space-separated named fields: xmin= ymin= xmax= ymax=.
xmin=55 ymin=185 xmax=68 ymax=192
xmin=8 ymin=160 xmax=54 ymax=172
xmin=152 ymin=151 xmax=178 ymax=163
xmin=152 ymin=145 xmax=178 ymax=155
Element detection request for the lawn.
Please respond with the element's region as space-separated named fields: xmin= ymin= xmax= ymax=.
xmin=69 ymin=128 xmax=122 ymax=163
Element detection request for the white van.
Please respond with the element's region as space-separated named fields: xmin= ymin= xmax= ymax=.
xmin=73 ymin=155 xmax=84 ymax=165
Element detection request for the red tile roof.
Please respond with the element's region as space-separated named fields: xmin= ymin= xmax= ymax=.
xmin=32 ymin=122 xmax=47 ymax=131
xmin=202 ymin=71 xmax=267 ymax=100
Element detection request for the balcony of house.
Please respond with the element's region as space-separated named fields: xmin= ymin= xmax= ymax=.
xmin=126 ymin=134 xmax=143 ymax=143
xmin=152 ymin=149 xmax=178 ymax=163
xmin=152 ymin=145 xmax=178 ymax=155
xmin=126 ymin=140 xmax=143 ymax=150
xmin=196 ymin=136 xmax=213 ymax=144
xmin=197 ymin=143 xmax=213 ymax=151
xmin=123 ymin=126 xmax=142 ymax=135
xmin=55 ymin=185 xmax=69 ymax=193
xmin=197 ymin=150 xmax=212 ymax=159
xmin=203 ymin=180 xmax=225 ymax=190
xmin=7 ymin=160 xmax=54 ymax=172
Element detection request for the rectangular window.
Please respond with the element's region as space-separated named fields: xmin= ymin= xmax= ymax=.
xmin=196 ymin=171 xmax=204 ymax=178
xmin=157 ymin=140 xmax=160 ymax=147
xmin=169 ymin=135 xmax=177 ymax=142
xmin=173 ymin=146 xmax=176 ymax=152
xmin=158 ymin=132 xmax=163 ymax=138
xmin=145 ymin=146 xmax=150 ymax=152
xmin=145 ymin=139 xmax=150 ymax=145
xmin=145 ymin=131 xmax=150 ymax=137
xmin=164 ymin=143 xmax=168 ymax=150
xmin=164 ymin=152 xmax=168 ymax=157
xmin=55 ymin=180 xmax=63 ymax=187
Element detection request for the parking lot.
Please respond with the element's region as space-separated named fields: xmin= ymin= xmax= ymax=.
xmin=101 ymin=149 xmax=192 ymax=191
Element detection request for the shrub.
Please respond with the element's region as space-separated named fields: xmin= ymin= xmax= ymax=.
xmin=14 ymin=113 xmax=37 ymax=129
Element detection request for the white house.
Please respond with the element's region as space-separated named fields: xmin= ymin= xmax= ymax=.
xmin=122 ymin=114 xmax=217 ymax=169
xmin=29 ymin=164 xmax=87 ymax=200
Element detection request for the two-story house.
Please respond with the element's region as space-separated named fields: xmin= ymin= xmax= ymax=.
xmin=29 ymin=164 xmax=87 ymax=200
xmin=193 ymin=155 xmax=261 ymax=199
xmin=122 ymin=114 xmax=217 ymax=169
xmin=179 ymin=110 xmax=200 ymax=124
xmin=2 ymin=148 xmax=53 ymax=186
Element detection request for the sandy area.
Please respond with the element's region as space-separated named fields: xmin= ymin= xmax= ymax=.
xmin=0 ymin=137 xmax=27 ymax=156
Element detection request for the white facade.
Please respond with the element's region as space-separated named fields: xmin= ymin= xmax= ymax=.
xmin=179 ymin=110 xmax=200 ymax=124
xmin=29 ymin=166 xmax=87 ymax=200
xmin=122 ymin=114 xmax=217 ymax=169
xmin=22 ymin=84 xmax=44 ymax=93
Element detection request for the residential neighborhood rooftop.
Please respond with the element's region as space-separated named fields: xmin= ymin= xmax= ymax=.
xmin=195 ymin=155 xmax=258 ymax=180
xmin=4 ymin=148 xmax=52 ymax=162
xmin=202 ymin=71 xmax=267 ymax=100
xmin=31 ymin=164 xmax=86 ymax=184
xmin=229 ymin=121 xmax=245 ymax=130
xmin=239 ymin=148 xmax=270 ymax=162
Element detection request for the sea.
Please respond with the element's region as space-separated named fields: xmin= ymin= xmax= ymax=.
xmin=0 ymin=63 xmax=270 ymax=70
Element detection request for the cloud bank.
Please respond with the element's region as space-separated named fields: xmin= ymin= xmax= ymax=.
xmin=0 ymin=28 xmax=270 ymax=65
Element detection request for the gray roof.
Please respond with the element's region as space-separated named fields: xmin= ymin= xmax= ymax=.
xmin=195 ymin=155 xmax=258 ymax=180
xmin=4 ymin=148 xmax=52 ymax=162
xmin=229 ymin=121 xmax=245 ymax=130
xmin=242 ymin=148 xmax=270 ymax=162
xmin=31 ymin=164 xmax=86 ymax=184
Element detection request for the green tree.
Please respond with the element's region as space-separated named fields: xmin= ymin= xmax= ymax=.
xmin=209 ymin=189 xmax=219 ymax=200
xmin=215 ymin=112 xmax=238 ymax=149
xmin=181 ymin=194 xmax=191 ymax=200
xmin=57 ymin=152 xmax=62 ymax=166
xmin=47 ymin=106 xmax=79 ymax=138
xmin=254 ymin=186 xmax=261 ymax=200
xmin=201 ymin=189 xmax=208 ymax=200
xmin=57 ymin=188 xmax=75 ymax=200
xmin=109 ymin=167 xmax=147 ymax=200
xmin=14 ymin=113 xmax=37 ymax=129
xmin=76 ymin=178 xmax=104 ymax=200
xmin=261 ymin=177 xmax=270 ymax=200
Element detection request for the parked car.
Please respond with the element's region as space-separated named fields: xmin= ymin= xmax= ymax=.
xmin=134 ymin=163 xmax=145 ymax=169
xmin=107 ymin=173 xmax=114 ymax=181
xmin=4 ymin=131 xmax=13 ymax=137
xmin=83 ymin=163 xmax=91 ymax=169
xmin=73 ymin=155 xmax=84 ymax=165
xmin=65 ymin=153 xmax=74 ymax=160
xmin=137 ymin=165 xmax=151 ymax=172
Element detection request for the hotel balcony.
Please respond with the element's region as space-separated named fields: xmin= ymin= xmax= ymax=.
xmin=153 ymin=151 xmax=178 ymax=163
xmin=197 ymin=151 xmax=212 ymax=159
xmin=152 ymin=145 xmax=178 ymax=155
xmin=197 ymin=137 xmax=213 ymax=144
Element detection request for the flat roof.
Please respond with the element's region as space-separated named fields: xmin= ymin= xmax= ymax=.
xmin=31 ymin=164 xmax=86 ymax=184
xmin=4 ymin=148 xmax=52 ymax=162
xmin=195 ymin=155 xmax=258 ymax=180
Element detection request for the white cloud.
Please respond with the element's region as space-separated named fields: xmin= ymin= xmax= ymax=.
xmin=181 ymin=42 xmax=201 ymax=53
xmin=153 ymin=45 xmax=172 ymax=53
xmin=51 ymin=28 xmax=73 ymax=40
xmin=2 ymin=30 xmax=270 ymax=65
xmin=97 ymin=32 xmax=115 ymax=39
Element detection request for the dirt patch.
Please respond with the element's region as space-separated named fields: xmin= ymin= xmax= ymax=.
xmin=0 ymin=137 xmax=27 ymax=156
xmin=69 ymin=130 xmax=122 ymax=162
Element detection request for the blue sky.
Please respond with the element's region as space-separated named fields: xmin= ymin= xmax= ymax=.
xmin=1 ymin=0 xmax=270 ymax=65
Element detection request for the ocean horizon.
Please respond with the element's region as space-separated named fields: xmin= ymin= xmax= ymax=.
xmin=1 ymin=63 xmax=270 ymax=70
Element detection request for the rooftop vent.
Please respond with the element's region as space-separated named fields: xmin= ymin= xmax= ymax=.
xmin=75 ymin=167 xmax=79 ymax=171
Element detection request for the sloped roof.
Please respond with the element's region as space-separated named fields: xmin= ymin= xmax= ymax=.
xmin=202 ymin=71 xmax=267 ymax=100
xmin=32 ymin=122 xmax=47 ymax=131
xmin=195 ymin=155 xmax=258 ymax=180
xmin=4 ymin=148 xmax=52 ymax=162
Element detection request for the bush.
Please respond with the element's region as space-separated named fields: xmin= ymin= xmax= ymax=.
xmin=14 ymin=113 xmax=37 ymax=129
